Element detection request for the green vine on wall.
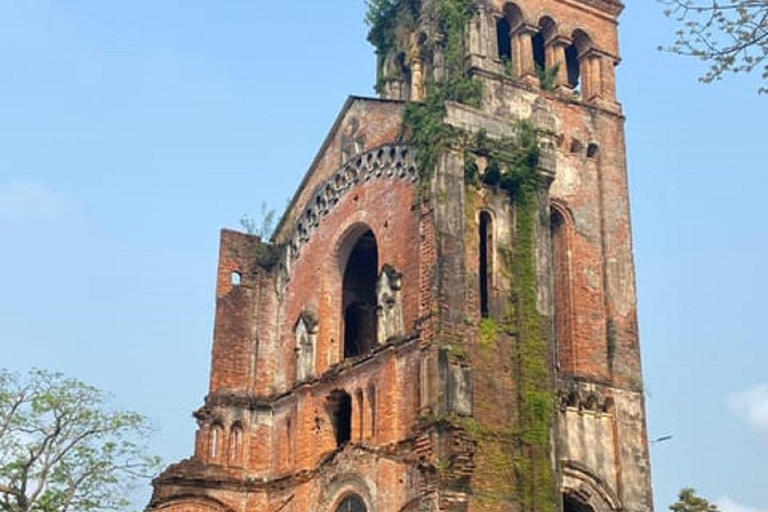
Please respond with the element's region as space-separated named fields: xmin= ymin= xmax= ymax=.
xmin=367 ymin=2 xmax=557 ymax=510
xmin=465 ymin=125 xmax=557 ymax=512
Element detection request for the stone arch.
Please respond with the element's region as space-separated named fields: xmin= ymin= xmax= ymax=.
xmin=562 ymin=462 xmax=622 ymax=512
xmin=320 ymin=473 xmax=376 ymax=512
xmin=334 ymin=494 xmax=367 ymax=512
xmin=497 ymin=3 xmax=524 ymax=62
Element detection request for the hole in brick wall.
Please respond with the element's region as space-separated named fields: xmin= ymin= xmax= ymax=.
xmin=231 ymin=272 xmax=242 ymax=286
xmin=327 ymin=390 xmax=352 ymax=448
xmin=343 ymin=230 xmax=378 ymax=359
xmin=587 ymin=143 xmax=599 ymax=159
xmin=479 ymin=211 xmax=493 ymax=318
xmin=570 ymin=139 xmax=583 ymax=154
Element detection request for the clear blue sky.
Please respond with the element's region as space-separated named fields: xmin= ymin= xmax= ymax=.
xmin=1 ymin=1 xmax=766 ymax=511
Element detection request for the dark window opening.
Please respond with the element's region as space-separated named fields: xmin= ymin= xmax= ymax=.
xmin=328 ymin=390 xmax=352 ymax=448
xmin=479 ymin=212 xmax=493 ymax=318
xmin=587 ymin=143 xmax=600 ymax=159
xmin=496 ymin=18 xmax=512 ymax=61
xmin=368 ymin=384 xmax=377 ymax=440
xmin=343 ymin=230 xmax=378 ymax=358
xmin=563 ymin=494 xmax=595 ymax=512
xmin=532 ymin=32 xmax=546 ymax=71
xmin=336 ymin=495 xmax=367 ymax=512
xmin=566 ymin=44 xmax=580 ymax=90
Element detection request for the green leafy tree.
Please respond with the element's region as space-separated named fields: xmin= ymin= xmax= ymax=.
xmin=659 ymin=0 xmax=768 ymax=93
xmin=669 ymin=488 xmax=720 ymax=512
xmin=0 ymin=369 xmax=160 ymax=512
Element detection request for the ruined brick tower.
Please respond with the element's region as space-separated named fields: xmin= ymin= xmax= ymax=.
xmin=148 ymin=1 xmax=653 ymax=512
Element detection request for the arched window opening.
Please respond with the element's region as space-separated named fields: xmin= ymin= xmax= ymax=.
xmin=565 ymin=43 xmax=580 ymax=90
xmin=328 ymin=390 xmax=352 ymax=448
xmin=336 ymin=495 xmax=367 ymax=512
xmin=551 ymin=207 xmax=573 ymax=372
xmin=343 ymin=230 xmax=379 ymax=359
xmin=497 ymin=17 xmax=512 ymax=62
xmin=209 ymin=424 xmax=223 ymax=462
xmin=229 ymin=424 xmax=243 ymax=465
xmin=563 ymin=494 xmax=595 ymax=512
xmin=230 ymin=271 xmax=242 ymax=286
xmin=571 ymin=30 xmax=594 ymax=96
xmin=532 ymin=32 xmax=546 ymax=71
xmin=533 ymin=17 xmax=556 ymax=88
xmin=479 ymin=211 xmax=493 ymax=318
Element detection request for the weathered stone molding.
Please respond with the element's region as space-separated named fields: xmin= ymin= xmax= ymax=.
xmin=287 ymin=145 xmax=418 ymax=261
xmin=558 ymin=379 xmax=614 ymax=413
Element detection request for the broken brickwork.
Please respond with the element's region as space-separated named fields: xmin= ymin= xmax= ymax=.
xmin=148 ymin=1 xmax=653 ymax=511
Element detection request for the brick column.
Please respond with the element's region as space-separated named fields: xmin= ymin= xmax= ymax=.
xmin=512 ymin=23 xmax=538 ymax=80
xmin=546 ymin=35 xmax=571 ymax=88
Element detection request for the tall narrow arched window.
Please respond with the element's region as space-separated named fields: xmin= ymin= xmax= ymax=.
xmin=551 ymin=206 xmax=574 ymax=372
xmin=229 ymin=424 xmax=243 ymax=465
xmin=497 ymin=17 xmax=512 ymax=61
xmin=479 ymin=211 xmax=493 ymax=318
xmin=209 ymin=423 xmax=223 ymax=462
xmin=568 ymin=30 xmax=593 ymax=94
xmin=342 ymin=229 xmax=379 ymax=359
xmin=565 ymin=43 xmax=580 ymax=90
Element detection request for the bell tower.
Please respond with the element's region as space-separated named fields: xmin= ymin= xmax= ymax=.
xmin=148 ymin=2 xmax=653 ymax=512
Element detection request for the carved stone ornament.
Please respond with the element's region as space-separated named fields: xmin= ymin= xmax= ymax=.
xmin=376 ymin=264 xmax=404 ymax=343
xmin=295 ymin=312 xmax=319 ymax=382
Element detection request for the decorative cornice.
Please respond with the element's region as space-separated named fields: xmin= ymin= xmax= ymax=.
xmin=287 ymin=144 xmax=418 ymax=261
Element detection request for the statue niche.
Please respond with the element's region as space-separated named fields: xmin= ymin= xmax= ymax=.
xmin=376 ymin=264 xmax=404 ymax=343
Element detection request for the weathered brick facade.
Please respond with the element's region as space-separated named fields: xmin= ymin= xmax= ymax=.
xmin=148 ymin=1 xmax=653 ymax=511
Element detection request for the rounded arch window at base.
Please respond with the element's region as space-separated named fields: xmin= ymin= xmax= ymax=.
xmin=335 ymin=495 xmax=367 ymax=512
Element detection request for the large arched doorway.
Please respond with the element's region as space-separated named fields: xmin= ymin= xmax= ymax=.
xmin=335 ymin=494 xmax=367 ymax=512
xmin=342 ymin=229 xmax=379 ymax=359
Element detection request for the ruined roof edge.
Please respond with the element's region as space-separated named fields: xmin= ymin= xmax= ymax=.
xmin=272 ymin=95 xmax=406 ymax=242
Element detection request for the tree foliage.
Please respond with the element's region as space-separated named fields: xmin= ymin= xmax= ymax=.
xmin=0 ymin=369 xmax=159 ymax=512
xmin=669 ymin=488 xmax=720 ymax=512
xmin=660 ymin=0 xmax=768 ymax=93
